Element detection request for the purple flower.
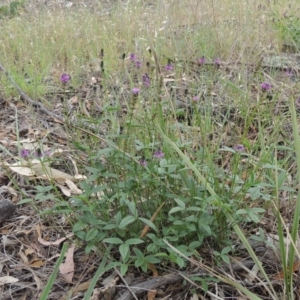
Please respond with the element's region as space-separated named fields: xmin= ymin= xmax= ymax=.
xmin=135 ymin=61 xmax=142 ymax=68
xmin=153 ymin=150 xmax=164 ymax=159
xmin=233 ymin=144 xmax=245 ymax=152
xmin=192 ymin=96 xmax=199 ymax=102
xmin=261 ymin=82 xmax=272 ymax=91
xmin=285 ymin=69 xmax=293 ymax=77
xmin=20 ymin=149 xmax=30 ymax=158
xmin=132 ymin=87 xmax=140 ymax=95
xmin=138 ymin=158 xmax=147 ymax=166
xmin=142 ymin=73 xmax=150 ymax=87
xmin=60 ymin=73 xmax=71 ymax=83
xmin=295 ymin=97 xmax=300 ymax=108
xmin=33 ymin=149 xmax=51 ymax=158
xmin=198 ymin=56 xmax=205 ymax=64
xmin=165 ymin=64 xmax=173 ymax=71
xmin=130 ymin=53 xmax=137 ymax=61
xmin=214 ymin=58 xmax=221 ymax=65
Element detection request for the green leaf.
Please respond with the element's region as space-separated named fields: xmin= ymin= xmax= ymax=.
xmin=200 ymin=278 xmax=208 ymax=292
xmin=103 ymin=237 xmax=123 ymax=244
xmin=155 ymin=252 xmax=169 ymax=258
xmin=145 ymin=255 xmax=161 ymax=264
xmin=176 ymin=256 xmax=185 ymax=268
xmin=186 ymin=206 xmax=202 ymax=212
xmin=221 ymin=247 xmax=231 ymax=255
xmin=138 ymin=218 xmax=157 ymax=231
xmin=140 ymin=261 xmax=148 ymax=273
xmin=169 ymin=206 xmax=184 ymax=214
xmin=119 ymin=243 xmax=130 ymax=260
xmin=221 ymin=255 xmax=230 ymax=264
xmin=119 ymin=215 xmax=136 ymax=229
xmin=133 ymin=247 xmax=144 ymax=257
xmin=189 ymin=241 xmax=202 ymax=249
xmin=17 ymin=198 xmax=32 ymax=205
xmin=85 ymin=243 xmax=95 ymax=254
xmin=120 ymin=264 xmax=128 ymax=276
xmin=72 ymin=141 xmax=89 ymax=151
xmin=126 ymin=238 xmax=144 ymax=245
xmin=135 ymin=256 xmax=145 ymax=267
xmin=125 ymin=200 xmax=137 ymax=216
xmin=103 ymin=224 xmax=117 ymax=230
xmin=85 ymin=228 xmax=99 ymax=242
xmin=147 ymin=243 xmax=158 ymax=253
xmin=75 ymin=230 xmax=86 ymax=240
xmin=174 ymin=198 xmax=185 ymax=208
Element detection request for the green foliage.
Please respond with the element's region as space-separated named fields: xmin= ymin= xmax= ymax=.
xmin=0 ymin=1 xmax=25 ymax=19
xmin=273 ymin=14 xmax=300 ymax=50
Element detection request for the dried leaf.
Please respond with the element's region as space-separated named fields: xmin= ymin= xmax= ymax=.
xmin=273 ymin=261 xmax=300 ymax=280
xmin=56 ymin=184 xmax=72 ymax=197
xmin=65 ymin=179 xmax=82 ymax=195
xmin=147 ymin=263 xmax=158 ymax=277
xmin=8 ymin=164 xmax=35 ymax=176
xmin=0 ymin=276 xmax=19 ymax=286
xmin=29 ymin=259 xmax=44 ymax=268
xmin=147 ymin=289 xmax=157 ymax=300
xmin=19 ymin=246 xmax=28 ymax=263
xmin=36 ymin=223 xmax=71 ymax=246
xmin=25 ymin=248 xmax=34 ymax=256
xmin=38 ymin=236 xmax=67 ymax=246
xmin=189 ymin=294 xmax=199 ymax=300
xmin=31 ymin=164 xmax=74 ymax=182
xmin=71 ymin=280 xmax=91 ymax=296
xmin=59 ymin=243 xmax=75 ymax=283
xmin=2 ymin=235 xmax=18 ymax=246
xmin=68 ymin=96 xmax=78 ymax=105
xmin=27 ymin=267 xmax=42 ymax=289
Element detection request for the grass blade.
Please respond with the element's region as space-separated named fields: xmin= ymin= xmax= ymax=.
xmin=39 ymin=242 xmax=68 ymax=300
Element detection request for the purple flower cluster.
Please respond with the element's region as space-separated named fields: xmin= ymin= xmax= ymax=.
xmin=261 ymin=82 xmax=272 ymax=91
xmin=138 ymin=158 xmax=147 ymax=166
xmin=165 ymin=64 xmax=173 ymax=71
xmin=20 ymin=149 xmax=51 ymax=158
xmin=153 ymin=150 xmax=164 ymax=159
xmin=233 ymin=144 xmax=245 ymax=152
xmin=285 ymin=69 xmax=294 ymax=77
xmin=130 ymin=53 xmax=142 ymax=68
xmin=143 ymin=73 xmax=150 ymax=87
xmin=132 ymin=87 xmax=140 ymax=95
xmin=20 ymin=149 xmax=30 ymax=158
xmin=135 ymin=61 xmax=142 ymax=68
xmin=214 ymin=58 xmax=221 ymax=65
xmin=130 ymin=53 xmax=137 ymax=61
xmin=198 ymin=56 xmax=206 ymax=64
xmin=197 ymin=57 xmax=221 ymax=66
xmin=60 ymin=73 xmax=71 ymax=83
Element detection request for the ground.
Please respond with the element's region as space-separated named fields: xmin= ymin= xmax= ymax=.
xmin=1 ymin=1 xmax=300 ymax=299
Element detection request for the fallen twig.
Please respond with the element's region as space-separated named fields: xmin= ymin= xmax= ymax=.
xmin=115 ymin=273 xmax=183 ymax=300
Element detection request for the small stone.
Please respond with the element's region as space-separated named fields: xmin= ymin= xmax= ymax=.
xmin=0 ymin=200 xmax=16 ymax=223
